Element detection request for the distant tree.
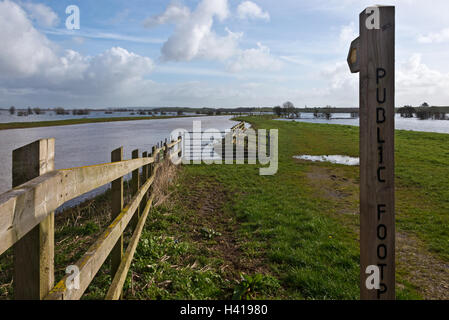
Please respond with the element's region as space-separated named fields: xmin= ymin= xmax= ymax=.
xmin=273 ymin=106 xmax=282 ymax=116
xmin=9 ymin=106 xmax=15 ymax=115
xmin=177 ymin=110 xmax=184 ymax=116
xmin=33 ymin=107 xmax=43 ymax=115
xmin=421 ymin=102 xmax=430 ymax=107
xmin=283 ymin=101 xmax=295 ymax=118
xmin=72 ymin=109 xmax=90 ymax=115
xmin=416 ymin=108 xmax=431 ymax=120
xmin=55 ymin=107 xmax=67 ymax=115
xmin=398 ymin=105 xmax=415 ymax=118
xmin=324 ymin=105 xmax=332 ymax=120
xmin=27 ymin=107 xmax=33 ymax=115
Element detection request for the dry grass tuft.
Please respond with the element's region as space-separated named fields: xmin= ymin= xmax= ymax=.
xmin=152 ymin=159 xmax=179 ymax=208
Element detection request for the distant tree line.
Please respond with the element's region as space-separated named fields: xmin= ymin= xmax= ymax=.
xmin=397 ymin=102 xmax=447 ymax=120
xmin=273 ymin=102 xmax=300 ymax=118
xmin=72 ymin=109 xmax=90 ymax=115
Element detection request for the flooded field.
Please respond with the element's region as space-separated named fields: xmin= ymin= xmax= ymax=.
xmin=0 ymin=116 xmax=237 ymax=195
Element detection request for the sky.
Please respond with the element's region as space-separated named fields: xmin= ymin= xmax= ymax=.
xmin=0 ymin=0 xmax=449 ymax=109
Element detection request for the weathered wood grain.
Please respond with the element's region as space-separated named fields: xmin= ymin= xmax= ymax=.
xmin=13 ymin=138 xmax=55 ymax=300
xmin=45 ymin=165 xmax=160 ymax=300
xmin=359 ymin=5 xmax=395 ymax=300
xmin=110 ymin=147 xmax=124 ymax=283
xmin=105 ymin=193 xmax=155 ymax=300
xmin=0 ymin=155 xmax=158 ymax=255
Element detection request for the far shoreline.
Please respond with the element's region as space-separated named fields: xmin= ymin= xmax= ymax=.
xmin=0 ymin=115 xmax=206 ymax=131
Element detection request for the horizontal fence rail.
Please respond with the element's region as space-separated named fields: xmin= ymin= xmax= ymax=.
xmin=0 ymin=121 xmax=245 ymax=300
xmin=0 ymin=145 xmax=172 ymax=255
xmin=0 ymin=134 xmax=184 ymax=299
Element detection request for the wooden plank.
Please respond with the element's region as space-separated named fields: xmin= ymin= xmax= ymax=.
xmin=0 ymin=155 xmax=157 ymax=256
xmin=131 ymin=149 xmax=140 ymax=228
xmin=142 ymin=151 xmax=149 ymax=206
xmin=150 ymin=146 xmax=155 ymax=179
xmin=167 ymin=139 xmax=180 ymax=149
xmin=45 ymin=165 xmax=160 ymax=300
xmin=13 ymin=138 xmax=55 ymax=300
xmin=105 ymin=193 xmax=155 ymax=300
xmin=359 ymin=5 xmax=395 ymax=300
xmin=110 ymin=147 xmax=124 ymax=282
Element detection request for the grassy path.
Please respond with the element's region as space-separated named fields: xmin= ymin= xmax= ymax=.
xmin=126 ymin=116 xmax=448 ymax=299
xmin=2 ymin=116 xmax=446 ymax=300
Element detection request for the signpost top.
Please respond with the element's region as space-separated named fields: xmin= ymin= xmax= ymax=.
xmin=347 ymin=37 xmax=360 ymax=73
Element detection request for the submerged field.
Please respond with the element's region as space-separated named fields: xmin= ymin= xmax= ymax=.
xmin=1 ymin=116 xmax=447 ymax=300
xmin=0 ymin=115 xmax=200 ymax=130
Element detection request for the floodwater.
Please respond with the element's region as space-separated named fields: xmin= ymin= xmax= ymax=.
xmin=0 ymin=116 xmax=238 ymax=196
xmin=277 ymin=113 xmax=449 ymax=134
xmin=293 ymin=155 xmax=360 ymax=166
xmin=0 ymin=110 xmax=197 ymax=123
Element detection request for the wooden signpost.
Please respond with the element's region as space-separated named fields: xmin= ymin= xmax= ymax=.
xmin=348 ymin=5 xmax=395 ymax=300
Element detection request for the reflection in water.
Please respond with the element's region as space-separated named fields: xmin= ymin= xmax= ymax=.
xmin=293 ymin=155 xmax=360 ymax=166
xmin=0 ymin=110 xmax=194 ymax=123
xmin=276 ymin=114 xmax=449 ymax=135
xmin=0 ymin=116 xmax=238 ymax=196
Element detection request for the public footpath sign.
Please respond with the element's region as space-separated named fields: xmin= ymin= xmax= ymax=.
xmin=348 ymin=6 xmax=395 ymax=300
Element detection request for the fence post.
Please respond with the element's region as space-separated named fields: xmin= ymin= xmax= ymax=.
xmin=178 ymin=135 xmax=182 ymax=160
xmin=110 ymin=147 xmax=124 ymax=283
xmin=151 ymin=146 xmax=156 ymax=176
xmin=142 ymin=151 xmax=148 ymax=207
xmin=12 ymin=138 xmax=55 ymax=300
xmin=132 ymin=149 xmax=140 ymax=227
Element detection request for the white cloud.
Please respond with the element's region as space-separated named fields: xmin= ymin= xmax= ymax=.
xmin=315 ymin=53 xmax=449 ymax=107
xmin=418 ymin=28 xmax=449 ymax=44
xmin=228 ymin=43 xmax=283 ymax=72
xmin=0 ymin=0 xmax=58 ymax=77
xmin=21 ymin=1 xmax=59 ymax=27
xmin=147 ymin=0 xmax=233 ymax=62
xmin=0 ymin=0 xmax=154 ymax=103
xmin=43 ymin=28 xmax=165 ymax=44
xmin=339 ymin=22 xmax=356 ymax=45
xmin=143 ymin=2 xmax=190 ymax=28
xmin=145 ymin=0 xmax=280 ymax=72
xmin=237 ymin=1 xmax=270 ymax=21
xmin=396 ymin=53 xmax=449 ymax=105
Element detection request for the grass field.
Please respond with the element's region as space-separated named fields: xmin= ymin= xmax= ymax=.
xmin=0 ymin=115 xmax=200 ymax=131
xmin=1 ymin=116 xmax=447 ymax=300
xmin=125 ymin=116 xmax=448 ymax=300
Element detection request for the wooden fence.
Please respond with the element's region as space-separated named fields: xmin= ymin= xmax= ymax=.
xmin=0 ymin=121 xmax=246 ymax=300
xmin=0 ymin=135 xmax=183 ymax=300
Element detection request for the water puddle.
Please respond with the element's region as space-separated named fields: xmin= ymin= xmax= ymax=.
xmin=293 ymin=155 xmax=359 ymax=166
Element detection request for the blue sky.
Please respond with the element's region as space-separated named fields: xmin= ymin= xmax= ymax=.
xmin=1 ymin=0 xmax=449 ymax=108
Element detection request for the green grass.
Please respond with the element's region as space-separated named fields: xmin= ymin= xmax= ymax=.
xmin=128 ymin=115 xmax=447 ymax=300
xmin=1 ymin=115 xmax=446 ymax=300
xmin=0 ymin=115 xmax=201 ymax=130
